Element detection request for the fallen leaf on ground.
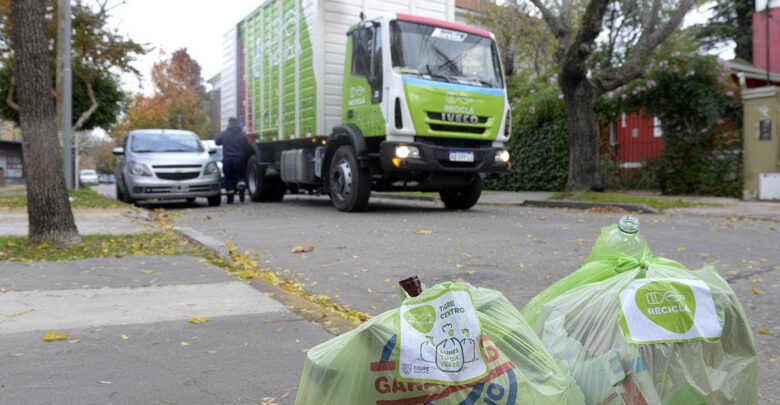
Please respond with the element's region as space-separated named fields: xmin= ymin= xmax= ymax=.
xmin=189 ymin=317 xmax=211 ymax=324
xmin=42 ymin=329 xmax=68 ymax=341
xmin=758 ymin=329 xmax=772 ymax=335
xmin=749 ymin=288 xmax=764 ymax=295
xmin=121 ymin=334 xmax=129 ymax=340
xmin=142 ymin=270 xmax=154 ymax=274
xmin=676 ymin=247 xmax=685 ymax=252
xmin=0 ymin=288 xmax=6 ymax=293
xmin=68 ymin=339 xmax=80 ymax=344
xmin=416 ymin=230 xmax=432 ymax=235
xmin=181 ymin=341 xmax=190 ymax=346
xmin=538 ymin=216 xmax=547 ymax=221
xmin=291 ymin=245 xmax=314 ymax=253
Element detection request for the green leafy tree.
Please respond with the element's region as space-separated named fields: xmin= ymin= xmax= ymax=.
xmin=528 ymin=0 xmax=695 ymax=190
xmin=467 ymin=0 xmax=556 ymax=79
xmin=692 ymin=0 xmax=754 ymax=62
xmin=113 ymin=49 xmax=211 ymax=139
xmin=0 ymin=0 xmax=144 ymax=130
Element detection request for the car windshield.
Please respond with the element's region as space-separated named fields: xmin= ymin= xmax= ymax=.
xmin=130 ymin=133 xmax=204 ymax=153
xmin=81 ymin=170 xmax=95 ymax=175
xmin=390 ymin=20 xmax=503 ymax=88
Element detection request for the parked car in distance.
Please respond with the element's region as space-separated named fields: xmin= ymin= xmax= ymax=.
xmin=79 ymin=169 xmax=99 ymax=186
xmin=113 ymin=129 xmax=222 ymax=206
xmin=99 ymin=173 xmax=110 ymax=184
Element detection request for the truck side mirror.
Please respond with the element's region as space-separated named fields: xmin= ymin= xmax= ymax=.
xmin=112 ymin=147 xmax=124 ymax=156
xmin=504 ymin=52 xmax=514 ymax=77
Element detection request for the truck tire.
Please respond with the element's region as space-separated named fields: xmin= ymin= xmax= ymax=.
xmin=439 ymin=177 xmax=482 ymax=210
xmin=247 ymin=156 xmax=271 ymax=202
xmin=328 ymin=145 xmax=370 ymax=212
xmin=269 ymin=178 xmax=286 ymax=202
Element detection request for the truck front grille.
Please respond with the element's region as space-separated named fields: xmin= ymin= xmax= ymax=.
xmin=428 ymin=124 xmax=486 ymax=134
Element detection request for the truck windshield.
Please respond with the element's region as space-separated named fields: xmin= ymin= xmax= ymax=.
xmin=130 ymin=133 xmax=204 ymax=153
xmin=390 ymin=20 xmax=503 ymax=89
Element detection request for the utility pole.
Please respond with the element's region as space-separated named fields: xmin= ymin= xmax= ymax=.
xmin=177 ymin=114 xmax=183 ymax=129
xmin=57 ymin=0 xmax=73 ymax=189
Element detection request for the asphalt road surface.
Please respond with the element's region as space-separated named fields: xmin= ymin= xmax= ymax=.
xmin=94 ymin=184 xmax=780 ymax=402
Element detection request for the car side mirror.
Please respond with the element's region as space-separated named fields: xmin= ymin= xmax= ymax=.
xmin=208 ymin=148 xmax=217 ymax=155
xmin=112 ymin=147 xmax=124 ymax=156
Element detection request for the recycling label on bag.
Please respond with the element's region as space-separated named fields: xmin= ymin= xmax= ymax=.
xmin=397 ymin=287 xmax=488 ymax=384
xmin=618 ymin=278 xmax=722 ymax=344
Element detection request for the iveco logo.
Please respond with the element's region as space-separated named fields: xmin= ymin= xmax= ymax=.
xmin=442 ymin=113 xmax=479 ymax=124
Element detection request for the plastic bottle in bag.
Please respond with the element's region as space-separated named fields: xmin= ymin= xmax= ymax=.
xmin=601 ymin=215 xmax=645 ymax=258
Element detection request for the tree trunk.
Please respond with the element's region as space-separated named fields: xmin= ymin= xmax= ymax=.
xmin=11 ymin=0 xmax=80 ymax=246
xmin=560 ymin=77 xmax=601 ymax=191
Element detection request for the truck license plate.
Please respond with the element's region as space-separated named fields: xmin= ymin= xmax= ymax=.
xmin=449 ymin=151 xmax=474 ymax=162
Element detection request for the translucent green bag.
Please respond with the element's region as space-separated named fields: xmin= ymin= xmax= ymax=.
xmin=296 ymin=282 xmax=584 ymax=405
xmin=523 ymin=223 xmax=758 ymax=404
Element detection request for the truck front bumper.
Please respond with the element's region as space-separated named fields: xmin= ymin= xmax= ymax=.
xmin=379 ymin=141 xmax=510 ymax=173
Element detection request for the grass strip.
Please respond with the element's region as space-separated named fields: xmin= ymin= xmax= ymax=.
xmin=0 ymin=231 xmax=207 ymax=262
xmin=549 ymin=191 xmax=723 ymax=211
xmin=0 ymin=187 xmax=126 ymax=209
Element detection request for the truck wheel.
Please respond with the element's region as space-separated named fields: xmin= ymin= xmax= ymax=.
xmin=439 ymin=177 xmax=482 ymax=210
xmin=247 ymin=156 xmax=270 ymax=202
xmin=207 ymin=195 xmax=222 ymax=207
xmin=329 ymin=145 xmax=370 ymax=212
xmin=269 ymin=178 xmax=286 ymax=202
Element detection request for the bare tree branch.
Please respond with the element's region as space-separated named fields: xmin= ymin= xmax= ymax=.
xmin=72 ymin=78 xmax=98 ymax=131
xmin=527 ymin=0 xmax=568 ymax=39
xmin=594 ymin=0 xmax=695 ymax=92
xmin=6 ymin=73 xmax=18 ymax=111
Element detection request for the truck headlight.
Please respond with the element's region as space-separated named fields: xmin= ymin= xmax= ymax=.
xmin=204 ymin=161 xmax=219 ymax=174
xmin=129 ymin=161 xmax=153 ymax=177
xmin=395 ymin=145 xmax=420 ymax=159
xmin=495 ymin=150 xmax=510 ymax=163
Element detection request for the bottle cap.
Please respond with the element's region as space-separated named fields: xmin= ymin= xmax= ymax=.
xmin=618 ymin=215 xmax=640 ymax=234
xmin=399 ymin=276 xmax=422 ymax=297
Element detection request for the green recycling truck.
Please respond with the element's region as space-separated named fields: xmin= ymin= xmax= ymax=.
xmin=220 ymin=0 xmax=511 ymax=211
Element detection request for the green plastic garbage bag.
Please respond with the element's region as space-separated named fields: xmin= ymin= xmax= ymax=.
xmin=296 ymin=281 xmax=584 ymax=405
xmin=524 ymin=223 xmax=758 ymax=404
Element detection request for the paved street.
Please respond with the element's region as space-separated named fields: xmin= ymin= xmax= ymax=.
xmin=91 ymin=184 xmax=780 ymax=402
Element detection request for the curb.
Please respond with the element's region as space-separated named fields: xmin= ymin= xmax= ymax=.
xmin=521 ymin=199 xmax=658 ymax=213
xmin=174 ymin=226 xmax=231 ymax=262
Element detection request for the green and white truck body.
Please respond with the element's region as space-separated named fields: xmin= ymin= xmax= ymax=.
xmin=220 ymin=0 xmax=511 ymax=211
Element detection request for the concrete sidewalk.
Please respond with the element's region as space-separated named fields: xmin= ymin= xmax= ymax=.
xmin=0 ymin=211 xmax=332 ymax=404
xmin=0 ymin=208 xmax=153 ymax=236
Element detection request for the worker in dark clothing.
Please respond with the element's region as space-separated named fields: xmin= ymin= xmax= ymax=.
xmin=215 ymin=117 xmax=252 ymax=203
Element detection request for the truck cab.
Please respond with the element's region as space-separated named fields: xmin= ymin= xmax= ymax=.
xmin=243 ymin=12 xmax=511 ymax=212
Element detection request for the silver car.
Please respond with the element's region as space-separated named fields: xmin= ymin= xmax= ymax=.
xmin=113 ymin=129 xmax=222 ymax=206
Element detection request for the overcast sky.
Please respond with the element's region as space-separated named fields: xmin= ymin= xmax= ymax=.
xmin=107 ymin=0 xmax=260 ymax=93
xmin=106 ymin=1 xmax=728 ymax=95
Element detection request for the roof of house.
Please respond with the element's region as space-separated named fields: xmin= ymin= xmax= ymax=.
xmin=730 ymin=60 xmax=780 ymax=83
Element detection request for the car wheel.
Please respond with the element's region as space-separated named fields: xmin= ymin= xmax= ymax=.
xmin=121 ymin=180 xmax=135 ymax=204
xmin=268 ymin=178 xmax=286 ymax=202
xmin=115 ymin=182 xmax=124 ymax=201
xmin=207 ymin=195 xmax=221 ymax=207
xmin=439 ymin=177 xmax=482 ymax=210
xmin=328 ymin=145 xmax=370 ymax=212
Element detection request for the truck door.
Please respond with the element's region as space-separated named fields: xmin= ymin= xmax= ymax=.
xmin=343 ymin=23 xmax=385 ymax=137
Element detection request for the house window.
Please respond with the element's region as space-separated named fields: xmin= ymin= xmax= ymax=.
xmin=653 ymin=116 xmax=663 ymax=138
xmin=621 ymin=112 xmax=626 ymax=128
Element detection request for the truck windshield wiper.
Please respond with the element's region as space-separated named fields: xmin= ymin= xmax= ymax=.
xmin=132 ymin=149 xmax=154 ymax=153
xmin=425 ymin=64 xmax=451 ymax=83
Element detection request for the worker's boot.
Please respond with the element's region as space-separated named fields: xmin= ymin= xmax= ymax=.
xmin=237 ymin=181 xmax=247 ymax=203
xmin=227 ymin=190 xmax=235 ymax=204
